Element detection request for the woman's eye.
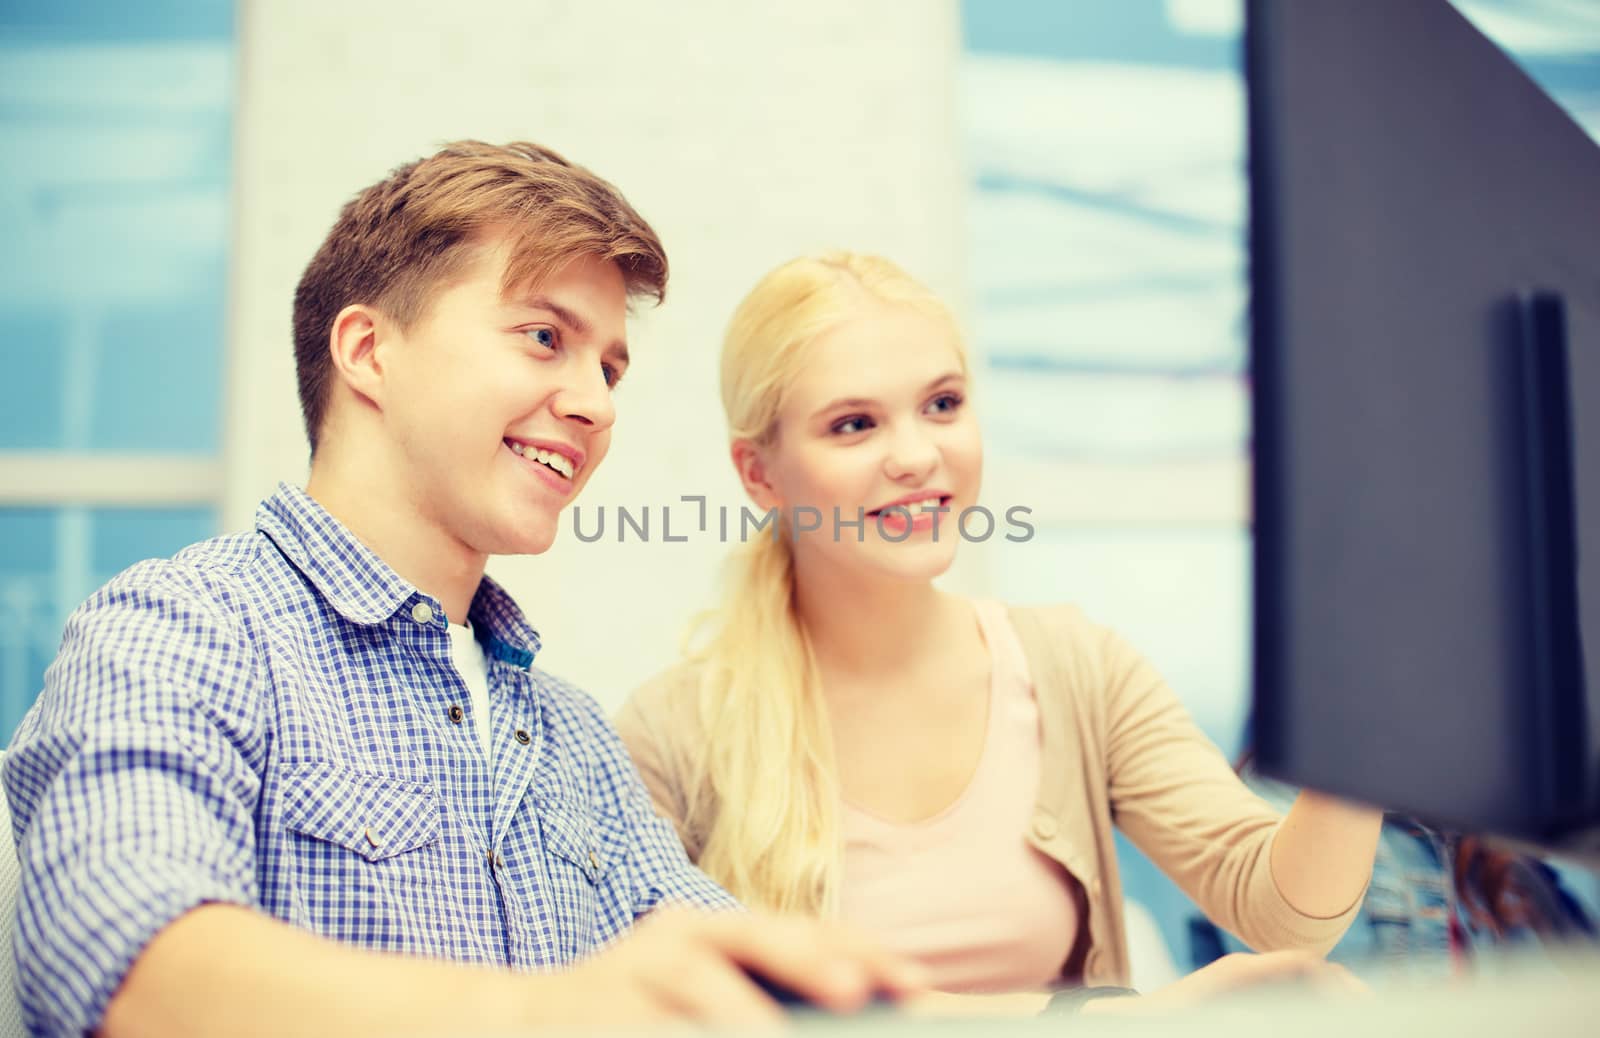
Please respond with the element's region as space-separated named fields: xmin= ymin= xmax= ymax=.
xmin=526 ymin=327 xmax=557 ymax=350
xmin=832 ymin=416 xmax=871 ymax=435
xmin=927 ymin=393 xmax=963 ymax=414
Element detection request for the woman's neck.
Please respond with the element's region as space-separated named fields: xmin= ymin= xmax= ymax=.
xmin=792 ymin=557 xmax=965 ymax=683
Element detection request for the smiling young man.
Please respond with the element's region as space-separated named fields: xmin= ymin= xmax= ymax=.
xmin=1 ymin=141 xmax=918 ymax=1037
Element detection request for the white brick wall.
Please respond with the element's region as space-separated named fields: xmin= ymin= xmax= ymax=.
xmin=224 ymin=0 xmax=979 ymax=710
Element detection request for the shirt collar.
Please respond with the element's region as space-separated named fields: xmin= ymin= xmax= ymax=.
xmin=468 ymin=574 xmax=542 ymax=668
xmin=256 ymin=483 xmax=541 ymax=666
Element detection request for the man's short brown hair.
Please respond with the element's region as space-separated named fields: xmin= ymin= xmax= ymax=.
xmin=292 ymin=140 xmax=667 ymax=452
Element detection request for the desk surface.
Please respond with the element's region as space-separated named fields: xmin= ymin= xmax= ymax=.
xmin=733 ymin=951 xmax=1600 ymax=1038
xmin=487 ymin=949 xmax=1600 ymax=1037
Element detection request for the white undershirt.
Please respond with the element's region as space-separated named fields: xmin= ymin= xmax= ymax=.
xmin=447 ymin=622 xmax=492 ymax=769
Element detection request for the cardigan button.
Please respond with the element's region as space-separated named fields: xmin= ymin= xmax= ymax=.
xmin=1031 ymin=812 xmax=1059 ymax=841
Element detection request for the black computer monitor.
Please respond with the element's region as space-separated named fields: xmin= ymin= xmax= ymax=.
xmin=1247 ymin=0 xmax=1600 ymax=854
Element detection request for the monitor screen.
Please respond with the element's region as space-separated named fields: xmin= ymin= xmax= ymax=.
xmin=1247 ymin=0 xmax=1600 ymax=851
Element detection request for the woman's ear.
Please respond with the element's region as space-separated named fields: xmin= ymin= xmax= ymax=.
xmin=328 ymin=303 xmax=388 ymax=411
xmin=731 ymin=438 xmax=782 ymax=512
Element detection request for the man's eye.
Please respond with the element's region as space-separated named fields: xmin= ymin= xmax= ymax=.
xmin=527 ymin=327 xmax=557 ymax=349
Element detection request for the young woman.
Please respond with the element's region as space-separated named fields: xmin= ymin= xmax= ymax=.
xmin=615 ymin=252 xmax=1381 ymax=1010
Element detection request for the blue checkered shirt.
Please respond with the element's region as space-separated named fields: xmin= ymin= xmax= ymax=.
xmin=2 ymin=484 xmax=735 ymax=1037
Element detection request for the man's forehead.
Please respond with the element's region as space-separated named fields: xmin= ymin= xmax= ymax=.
xmin=500 ymin=258 xmax=627 ymax=317
xmin=474 ymin=227 xmax=619 ymax=295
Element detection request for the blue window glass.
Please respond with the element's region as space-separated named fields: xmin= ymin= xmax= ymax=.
xmin=0 ymin=507 xmax=217 ymax=741
xmin=0 ymin=0 xmax=234 ymax=453
xmin=0 ymin=0 xmax=234 ymax=743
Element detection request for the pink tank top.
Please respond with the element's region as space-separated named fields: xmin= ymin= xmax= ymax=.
xmin=837 ymin=598 xmax=1080 ymax=993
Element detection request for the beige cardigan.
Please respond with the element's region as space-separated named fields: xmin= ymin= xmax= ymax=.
xmin=614 ymin=603 xmax=1363 ymax=987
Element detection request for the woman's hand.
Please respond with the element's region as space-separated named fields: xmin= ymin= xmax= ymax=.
xmin=900 ymin=951 xmax=1366 ymax=1022
xmin=1084 ymin=950 xmax=1369 ymax=1016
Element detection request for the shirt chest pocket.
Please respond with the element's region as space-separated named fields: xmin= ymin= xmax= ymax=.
xmin=281 ymin=762 xmax=447 ymax=947
xmin=283 ymin=762 xmax=440 ymax=858
xmin=534 ymin=799 xmax=635 ymax=955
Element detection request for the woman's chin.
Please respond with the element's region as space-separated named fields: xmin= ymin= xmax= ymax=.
xmin=859 ymin=540 xmax=961 ymax=583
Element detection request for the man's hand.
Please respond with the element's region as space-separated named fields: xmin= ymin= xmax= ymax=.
xmin=532 ymin=907 xmax=927 ymax=1030
xmin=101 ymin=903 xmax=922 ymax=1038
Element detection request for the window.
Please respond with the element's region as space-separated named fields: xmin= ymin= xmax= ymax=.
xmin=0 ymin=0 xmax=235 ymax=742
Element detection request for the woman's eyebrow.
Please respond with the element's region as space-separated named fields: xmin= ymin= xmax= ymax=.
xmin=810 ymin=372 xmax=965 ymax=420
xmin=811 ymin=395 xmax=876 ymax=419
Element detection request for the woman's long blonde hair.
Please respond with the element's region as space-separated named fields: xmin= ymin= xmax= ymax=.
xmin=684 ymin=252 xmax=966 ymax=915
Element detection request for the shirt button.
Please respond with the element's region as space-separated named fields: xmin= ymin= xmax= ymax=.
xmin=364 ymin=826 xmax=380 ymax=849
xmin=1031 ymin=813 xmax=1059 ymax=841
xmin=411 ymin=601 xmax=434 ymax=624
xmin=514 ymin=729 xmax=531 ymax=745
xmin=448 ymin=704 xmax=464 ymax=724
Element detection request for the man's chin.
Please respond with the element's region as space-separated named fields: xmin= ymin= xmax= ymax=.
xmin=508 ymin=529 xmax=559 ymax=556
xmin=482 ymin=516 xmax=561 ymax=557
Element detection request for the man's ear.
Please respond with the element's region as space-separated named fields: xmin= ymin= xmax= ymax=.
xmin=327 ymin=303 xmax=389 ymax=411
xmin=731 ymin=438 xmax=781 ymax=512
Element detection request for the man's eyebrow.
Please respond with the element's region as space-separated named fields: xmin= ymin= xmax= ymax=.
xmin=520 ymin=294 xmax=629 ymax=362
xmin=520 ymin=295 xmax=590 ymax=337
